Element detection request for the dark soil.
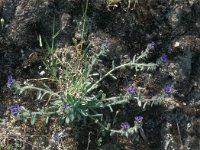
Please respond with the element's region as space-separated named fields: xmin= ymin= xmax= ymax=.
xmin=0 ymin=0 xmax=200 ymax=150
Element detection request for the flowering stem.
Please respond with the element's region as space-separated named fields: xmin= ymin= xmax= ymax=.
xmin=87 ymin=62 xmax=157 ymax=93
xmin=19 ymin=86 xmax=60 ymax=99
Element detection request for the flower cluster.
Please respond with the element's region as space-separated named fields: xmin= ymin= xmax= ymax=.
xmin=63 ymin=102 xmax=69 ymax=109
xmin=164 ymin=85 xmax=172 ymax=93
xmin=127 ymin=85 xmax=135 ymax=93
xmin=161 ymin=53 xmax=167 ymax=62
xmin=120 ymin=122 xmax=129 ymax=128
xmin=7 ymin=75 xmax=15 ymax=87
xmin=9 ymin=104 xmax=20 ymax=115
xmin=102 ymin=39 xmax=111 ymax=48
xmin=134 ymin=116 xmax=143 ymax=122
xmin=147 ymin=41 xmax=155 ymax=50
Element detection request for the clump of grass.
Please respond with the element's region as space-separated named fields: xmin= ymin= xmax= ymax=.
xmin=6 ymin=1 xmax=174 ymax=147
xmin=8 ymin=39 xmax=159 ymax=132
xmin=6 ymin=40 xmax=175 ymax=149
xmin=45 ymin=17 xmax=60 ymax=78
xmin=6 ymin=21 xmax=174 ymax=148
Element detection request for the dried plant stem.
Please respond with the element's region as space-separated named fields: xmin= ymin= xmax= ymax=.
xmin=176 ymin=119 xmax=183 ymax=149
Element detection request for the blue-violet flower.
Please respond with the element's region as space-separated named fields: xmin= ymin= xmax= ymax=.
xmin=128 ymin=85 xmax=135 ymax=93
xmin=102 ymin=42 xmax=111 ymax=48
xmin=134 ymin=116 xmax=143 ymax=122
xmin=161 ymin=53 xmax=167 ymax=62
xmin=9 ymin=104 xmax=20 ymax=115
xmin=7 ymin=75 xmax=15 ymax=85
xmin=120 ymin=122 xmax=130 ymax=128
xmin=164 ymin=85 xmax=172 ymax=93
xmin=102 ymin=39 xmax=111 ymax=48
xmin=63 ymin=102 xmax=69 ymax=109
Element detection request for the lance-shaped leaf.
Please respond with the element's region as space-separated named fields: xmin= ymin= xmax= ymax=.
xmin=112 ymin=60 xmax=115 ymax=69
xmin=31 ymin=113 xmax=37 ymax=125
xmin=67 ymin=94 xmax=73 ymax=104
xmin=96 ymin=90 xmax=104 ymax=99
xmin=36 ymin=90 xmax=42 ymax=100
xmin=109 ymin=73 xmax=117 ymax=80
xmin=53 ymin=30 xmax=60 ymax=39
xmin=44 ymin=116 xmax=50 ymax=125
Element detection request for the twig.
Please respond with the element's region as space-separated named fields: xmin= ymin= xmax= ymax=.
xmin=86 ymin=132 xmax=92 ymax=150
xmin=176 ymin=119 xmax=183 ymax=149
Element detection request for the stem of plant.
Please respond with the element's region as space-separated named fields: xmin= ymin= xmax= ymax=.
xmin=87 ymin=62 xmax=157 ymax=93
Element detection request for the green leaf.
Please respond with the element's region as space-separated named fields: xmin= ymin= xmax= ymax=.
xmin=38 ymin=34 xmax=43 ymax=47
xmin=83 ymin=43 xmax=91 ymax=54
xmin=45 ymin=40 xmax=51 ymax=53
xmin=107 ymin=123 xmax=111 ymax=129
xmin=31 ymin=113 xmax=37 ymax=125
xmin=69 ymin=110 xmax=75 ymax=122
xmin=112 ymin=60 xmax=115 ymax=69
xmin=67 ymin=94 xmax=73 ymax=104
xmin=101 ymin=93 xmax=106 ymax=100
xmin=44 ymin=116 xmax=50 ymax=125
xmin=23 ymin=117 xmax=28 ymax=123
xmin=95 ymin=119 xmax=99 ymax=123
xmin=36 ymin=90 xmax=42 ymax=100
xmin=43 ymin=83 xmax=52 ymax=91
xmin=59 ymin=116 xmax=65 ymax=124
xmin=96 ymin=90 xmax=103 ymax=99
xmin=110 ymin=131 xmax=114 ymax=136
xmin=143 ymin=101 xmax=148 ymax=109
xmin=98 ymin=68 xmax=104 ymax=79
xmin=151 ymin=100 xmax=155 ymax=107
xmin=125 ymin=132 xmax=129 ymax=138
xmin=65 ymin=108 xmax=75 ymax=124
xmin=137 ymin=99 xmax=142 ymax=107
xmin=22 ymin=111 xmax=30 ymax=117
xmin=39 ymin=107 xmax=45 ymax=115
xmin=108 ymin=105 xmax=113 ymax=112
xmin=84 ymin=81 xmax=92 ymax=89
xmin=141 ymin=66 xmax=144 ymax=71
xmin=80 ymin=109 xmax=88 ymax=116
xmin=109 ymin=74 xmax=117 ymax=80
xmin=52 ymin=99 xmax=62 ymax=106
xmin=65 ymin=117 xmax=70 ymax=124
xmin=132 ymin=55 xmax=136 ymax=63
xmin=91 ymin=114 xmax=103 ymax=118
xmin=97 ymin=137 xmax=102 ymax=146
xmin=86 ymin=99 xmax=99 ymax=107
xmin=53 ymin=30 xmax=60 ymax=39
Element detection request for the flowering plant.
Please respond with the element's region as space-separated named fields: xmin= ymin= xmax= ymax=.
xmin=9 ymin=104 xmax=20 ymax=116
xmin=161 ymin=53 xmax=167 ymax=62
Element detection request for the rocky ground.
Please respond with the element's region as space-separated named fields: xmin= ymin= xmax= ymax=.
xmin=0 ymin=0 xmax=200 ymax=149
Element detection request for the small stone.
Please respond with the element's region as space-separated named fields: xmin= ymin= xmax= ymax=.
xmin=39 ymin=70 xmax=45 ymax=76
xmin=174 ymin=42 xmax=180 ymax=47
xmin=168 ymin=105 xmax=175 ymax=110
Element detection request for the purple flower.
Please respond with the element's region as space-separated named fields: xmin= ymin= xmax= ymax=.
xmin=161 ymin=53 xmax=167 ymax=62
xmin=9 ymin=104 xmax=20 ymax=115
xmin=134 ymin=116 xmax=143 ymax=122
xmin=7 ymin=75 xmax=15 ymax=85
xmin=147 ymin=41 xmax=155 ymax=50
xmin=102 ymin=39 xmax=111 ymax=48
xmin=63 ymin=102 xmax=69 ymax=109
xmin=120 ymin=122 xmax=129 ymax=128
xmin=164 ymin=85 xmax=172 ymax=93
xmin=128 ymin=85 xmax=135 ymax=93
